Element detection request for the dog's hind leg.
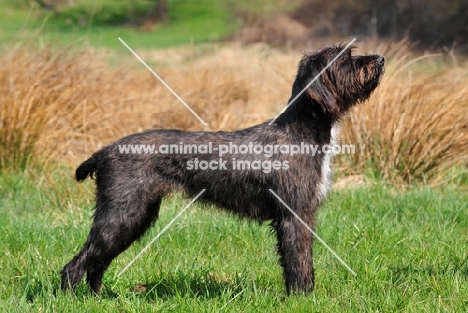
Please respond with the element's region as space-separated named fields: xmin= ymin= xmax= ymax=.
xmin=61 ymin=196 xmax=162 ymax=293
xmin=274 ymin=212 xmax=315 ymax=295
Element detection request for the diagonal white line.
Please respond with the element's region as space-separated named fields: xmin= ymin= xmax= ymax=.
xmin=118 ymin=37 xmax=207 ymax=126
xmin=116 ymin=189 xmax=206 ymax=278
xmin=268 ymin=38 xmax=356 ymax=125
xmin=268 ymin=189 xmax=357 ymax=276
xmin=217 ymin=289 xmax=245 ymax=312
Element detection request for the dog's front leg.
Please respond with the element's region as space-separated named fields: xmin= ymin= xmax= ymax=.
xmin=274 ymin=212 xmax=315 ymax=295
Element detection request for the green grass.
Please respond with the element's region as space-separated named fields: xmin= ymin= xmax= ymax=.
xmin=0 ymin=0 xmax=237 ymax=49
xmin=1 ymin=171 xmax=467 ymax=312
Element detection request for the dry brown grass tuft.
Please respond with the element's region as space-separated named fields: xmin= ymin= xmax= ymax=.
xmin=0 ymin=44 xmax=82 ymax=170
xmin=0 ymin=44 xmax=139 ymax=170
xmin=337 ymin=42 xmax=468 ymax=185
xmin=0 ymin=43 xmax=296 ymax=170
xmin=1 ymin=41 xmax=466 ymax=185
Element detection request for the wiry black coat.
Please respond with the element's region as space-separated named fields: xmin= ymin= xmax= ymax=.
xmin=61 ymin=44 xmax=384 ymax=295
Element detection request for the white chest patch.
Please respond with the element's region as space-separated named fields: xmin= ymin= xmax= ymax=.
xmin=318 ymin=125 xmax=339 ymax=201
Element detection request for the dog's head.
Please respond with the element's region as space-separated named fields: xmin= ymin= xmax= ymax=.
xmin=294 ymin=44 xmax=384 ymax=119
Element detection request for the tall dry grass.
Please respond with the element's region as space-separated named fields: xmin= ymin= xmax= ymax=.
xmin=0 ymin=42 xmax=295 ymax=170
xmin=1 ymin=41 xmax=466 ymax=185
xmin=337 ymin=41 xmax=468 ymax=185
xmin=0 ymin=43 xmax=132 ymax=170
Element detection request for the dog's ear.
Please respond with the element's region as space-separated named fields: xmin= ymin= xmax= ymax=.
xmin=306 ymin=74 xmax=340 ymax=116
xmin=302 ymin=51 xmax=341 ymax=116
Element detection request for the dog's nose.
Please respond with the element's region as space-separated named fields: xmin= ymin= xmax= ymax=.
xmin=376 ymin=56 xmax=385 ymax=65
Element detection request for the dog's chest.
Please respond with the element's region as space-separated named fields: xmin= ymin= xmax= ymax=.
xmin=318 ymin=125 xmax=339 ymax=200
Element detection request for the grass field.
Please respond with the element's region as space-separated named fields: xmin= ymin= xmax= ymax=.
xmin=1 ymin=172 xmax=467 ymax=312
xmin=1 ymin=78 xmax=467 ymax=311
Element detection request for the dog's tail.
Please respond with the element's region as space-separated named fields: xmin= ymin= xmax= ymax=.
xmin=75 ymin=153 xmax=99 ymax=182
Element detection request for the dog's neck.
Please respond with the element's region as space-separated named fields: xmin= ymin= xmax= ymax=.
xmin=273 ymin=94 xmax=341 ymax=144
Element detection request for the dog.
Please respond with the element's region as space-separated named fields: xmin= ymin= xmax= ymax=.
xmin=61 ymin=44 xmax=384 ymax=295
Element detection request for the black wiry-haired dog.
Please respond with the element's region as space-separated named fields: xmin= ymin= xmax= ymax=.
xmin=61 ymin=45 xmax=384 ymax=295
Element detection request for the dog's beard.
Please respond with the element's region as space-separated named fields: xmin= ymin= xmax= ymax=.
xmin=354 ymin=64 xmax=384 ymax=103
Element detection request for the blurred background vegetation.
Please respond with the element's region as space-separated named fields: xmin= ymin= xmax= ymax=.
xmin=2 ymin=0 xmax=468 ymax=50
